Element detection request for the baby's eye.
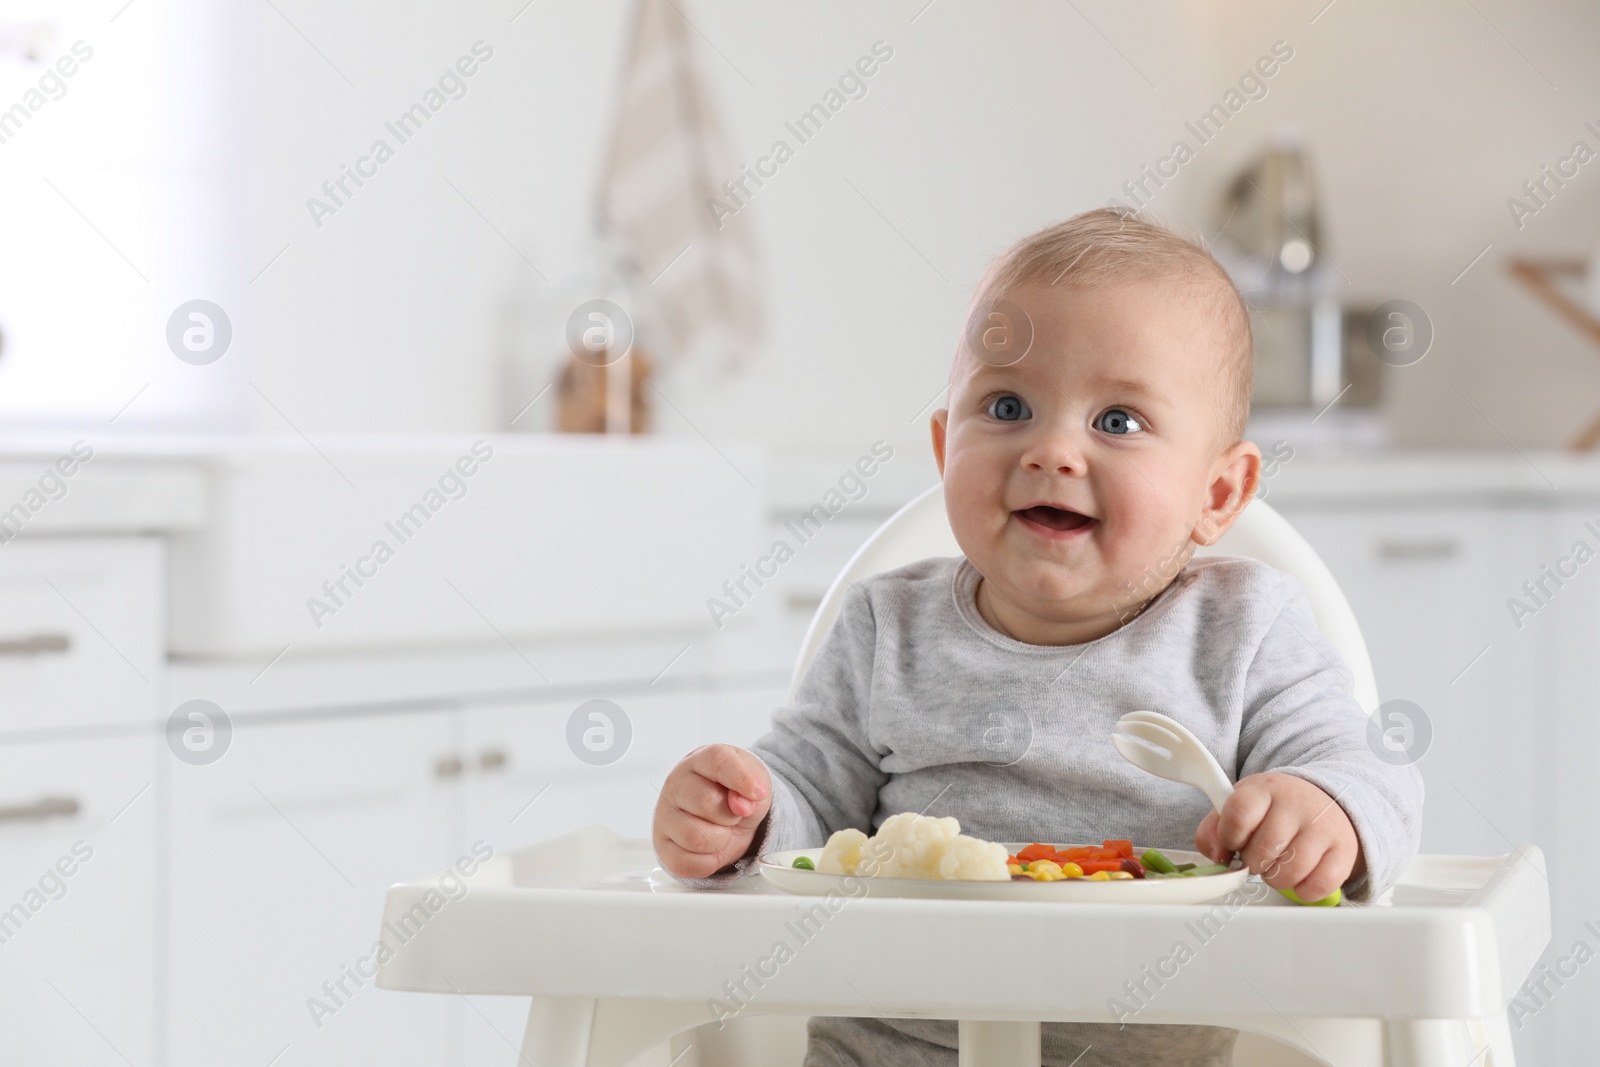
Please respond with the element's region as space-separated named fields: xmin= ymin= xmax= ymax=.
xmin=986 ymin=394 xmax=1032 ymax=422
xmin=1095 ymin=407 xmax=1144 ymax=435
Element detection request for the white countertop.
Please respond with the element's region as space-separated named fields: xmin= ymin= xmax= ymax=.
xmin=767 ymin=446 xmax=1600 ymax=513
xmin=4 ymin=434 xmax=1600 ymax=539
xmin=0 ymin=458 xmax=206 ymax=533
xmin=1255 ymin=449 xmax=1600 ymax=504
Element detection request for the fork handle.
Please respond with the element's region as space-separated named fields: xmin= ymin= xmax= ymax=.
xmin=1197 ymin=767 xmax=1235 ymax=815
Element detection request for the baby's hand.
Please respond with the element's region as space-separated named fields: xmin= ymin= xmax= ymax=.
xmin=653 ymin=744 xmax=772 ymax=879
xmin=1194 ymin=772 xmax=1365 ymax=903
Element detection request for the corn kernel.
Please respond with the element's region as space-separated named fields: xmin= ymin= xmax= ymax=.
xmin=1029 ymin=860 xmax=1062 ymax=878
xmin=1108 ymin=871 xmax=1135 ymax=880
xmin=1060 ymin=862 xmax=1084 ymax=878
xmin=1008 ymin=863 xmax=1023 ymax=875
xmin=1087 ymin=870 xmax=1112 ymax=881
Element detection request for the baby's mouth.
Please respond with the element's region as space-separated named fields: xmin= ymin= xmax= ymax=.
xmin=1014 ymin=505 xmax=1096 ymax=532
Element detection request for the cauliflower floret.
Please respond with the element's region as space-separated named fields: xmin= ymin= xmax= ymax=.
xmin=869 ymin=812 xmax=961 ymax=879
xmin=936 ymin=835 xmax=1011 ymax=881
xmin=817 ymin=827 xmax=868 ymax=874
xmin=814 ymin=812 xmax=1009 ymax=881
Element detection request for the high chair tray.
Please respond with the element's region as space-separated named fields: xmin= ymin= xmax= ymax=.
xmin=375 ymin=823 xmax=1548 ymax=1025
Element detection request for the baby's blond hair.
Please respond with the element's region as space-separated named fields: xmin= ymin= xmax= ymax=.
xmin=969 ymin=208 xmax=1254 ymax=447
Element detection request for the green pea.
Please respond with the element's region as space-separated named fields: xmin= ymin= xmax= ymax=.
xmin=792 ymin=856 xmax=815 ymax=870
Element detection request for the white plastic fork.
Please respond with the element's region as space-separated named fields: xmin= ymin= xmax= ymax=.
xmin=1111 ymin=710 xmax=1235 ymax=814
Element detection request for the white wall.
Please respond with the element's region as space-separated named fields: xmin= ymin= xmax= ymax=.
xmin=238 ymin=0 xmax=1207 ymax=463
xmin=1192 ymin=0 xmax=1600 ymax=448
xmin=237 ymin=0 xmax=1600 ymax=458
xmin=12 ymin=2 xmax=1592 ymax=451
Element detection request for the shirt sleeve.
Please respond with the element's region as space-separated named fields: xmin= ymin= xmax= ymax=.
xmin=1234 ymin=568 xmax=1425 ymax=904
xmin=667 ymin=583 xmax=889 ymax=889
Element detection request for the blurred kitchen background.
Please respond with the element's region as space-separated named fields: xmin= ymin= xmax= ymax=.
xmin=2 ymin=0 xmax=1600 ymax=1063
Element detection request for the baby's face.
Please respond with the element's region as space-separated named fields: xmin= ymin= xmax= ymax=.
xmin=932 ymin=277 xmax=1258 ymax=642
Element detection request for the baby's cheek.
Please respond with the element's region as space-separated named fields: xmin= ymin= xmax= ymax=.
xmin=945 ymin=476 xmax=1008 ymax=545
xmin=943 ymin=495 xmax=993 ymax=563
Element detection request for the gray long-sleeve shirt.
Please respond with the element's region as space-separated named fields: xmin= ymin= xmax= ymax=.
xmin=673 ymin=554 xmax=1425 ymax=1066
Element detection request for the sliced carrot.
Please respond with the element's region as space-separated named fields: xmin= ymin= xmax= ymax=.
xmin=1012 ymin=841 xmax=1139 ymax=869
xmin=1105 ymin=840 xmax=1135 ymax=861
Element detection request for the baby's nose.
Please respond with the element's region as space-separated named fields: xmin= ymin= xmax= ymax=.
xmin=1020 ymin=429 xmax=1087 ymax=474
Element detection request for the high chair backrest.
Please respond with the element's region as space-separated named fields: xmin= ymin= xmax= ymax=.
xmin=790 ymin=484 xmax=1379 ymax=712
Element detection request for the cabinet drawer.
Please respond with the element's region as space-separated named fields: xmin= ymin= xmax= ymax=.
xmin=0 ymin=538 xmax=162 ymax=732
xmin=0 ymin=735 xmax=159 ymax=1066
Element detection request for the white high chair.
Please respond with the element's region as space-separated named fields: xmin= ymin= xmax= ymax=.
xmin=375 ymin=487 xmax=1550 ymax=1067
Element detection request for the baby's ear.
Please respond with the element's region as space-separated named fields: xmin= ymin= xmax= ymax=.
xmin=1193 ymin=440 xmax=1261 ymax=546
xmin=930 ymin=409 xmax=949 ymax=477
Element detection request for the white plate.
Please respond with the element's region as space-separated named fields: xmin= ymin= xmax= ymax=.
xmin=758 ymin=844 xmax=1250 ymax=904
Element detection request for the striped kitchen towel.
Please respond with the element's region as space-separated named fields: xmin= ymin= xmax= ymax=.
xmin=597 ymin=0 xmax=762 ymax=373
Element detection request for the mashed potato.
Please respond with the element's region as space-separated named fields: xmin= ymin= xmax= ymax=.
xmin=814 ymin=812 xmax=1009 ymax=881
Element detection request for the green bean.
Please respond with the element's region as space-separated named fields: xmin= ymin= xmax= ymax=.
xmin=1141 ymin=848 xmax=1179 ymax=874
xmin=1184 ymin=863 xmax=1228 ymax=883
xmin=792 ymin=856 xmax=815 ymax=870
xmin=1279 ymin=886 xmax=1342 ymax=906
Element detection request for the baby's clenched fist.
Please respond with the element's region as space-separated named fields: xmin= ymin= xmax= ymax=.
xmin=1194 ymin=771 xmax=1365 ymax=903
xmin=654 ymin=744 xmax=772 ymax=879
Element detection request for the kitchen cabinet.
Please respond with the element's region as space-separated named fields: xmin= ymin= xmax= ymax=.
xmin=1275 ymin=501 xmax=1568 ymax=1067
xmin=1525 ymin=504 xmax=1600 ymax=1066
xmin=165 ymin=710 xmax=462 ymax=1067
xmin=0 ymin=537 xmax=162 ymax=732
xmin=160 ymin=672 xmax=758 ymax=1067
xmin=1550 ymin=507 xmax=1600 ymax=892
xmin=431 ymin=685 xmax=717 ymax=848
xmin=166 ymin=438 xmax=764 ymax=657
xmin=0 ymin=734 xmax=160 ymax=1066
xmin=453 ymin=688 xmax=720 ymax=1064
xmin=454 ymin=680 xmax=790 ymax=847
xmin=1270 ymin=504 xmax=1554 ymax=857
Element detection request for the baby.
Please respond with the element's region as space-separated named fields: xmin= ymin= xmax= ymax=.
xmin=652 ymin=208 xmax=1424 ymax=1066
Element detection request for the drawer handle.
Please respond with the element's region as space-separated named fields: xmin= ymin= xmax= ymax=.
xmin=0 ymin=795 xmax=80 ymax=822
xmin=0 ymin=633 xmax=71 ymax=656
xmin=1376 ymin=538 xmax=1460 ymax=561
